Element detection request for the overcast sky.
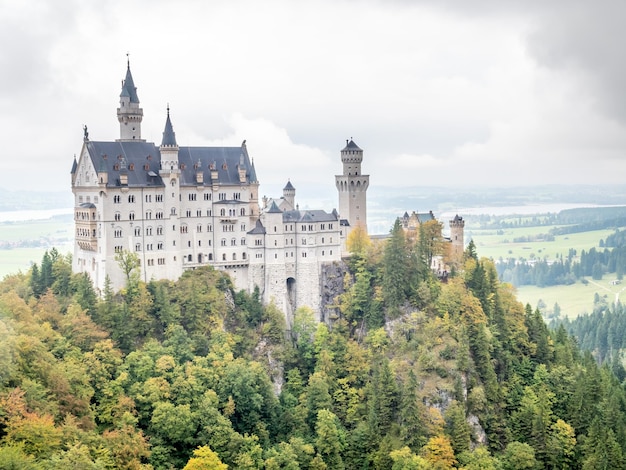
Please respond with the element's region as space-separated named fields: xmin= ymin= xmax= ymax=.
xmin=2 ymin=0 xmax=625 ymax=202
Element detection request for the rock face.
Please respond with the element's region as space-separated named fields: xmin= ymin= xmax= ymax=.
xmin=319 ymin=260 xmax=348 ymax=324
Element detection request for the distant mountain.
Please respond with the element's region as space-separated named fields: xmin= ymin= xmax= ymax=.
xmin=0 ymin=188 xmax=73 ymax=211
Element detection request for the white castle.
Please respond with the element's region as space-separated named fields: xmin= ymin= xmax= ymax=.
xmin=71 ymin=61 xmax=369 ymax=322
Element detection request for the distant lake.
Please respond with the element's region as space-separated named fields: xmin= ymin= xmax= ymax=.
xmin=0 ymin=208 xmax=73 ymax=223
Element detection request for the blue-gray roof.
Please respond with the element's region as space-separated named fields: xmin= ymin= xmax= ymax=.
xmin=268 ymin=201 xmax=282 ymax=213
xmin=120 ymin=63 xmax=140 ymax=103
xmin=282 ymin=209 xmax=338 ymax=223
xmin=161 ymin=108 xmax=177 ymax=147
xmin=283 ymin=180 xmax=295 ymax=191
xmin=84 ymin=139 xmax=256 ymax=188
xmin=342 ymin=139 xmax=361 ymax=151
xmin=248 ymin=219 xmax=266 ymax=235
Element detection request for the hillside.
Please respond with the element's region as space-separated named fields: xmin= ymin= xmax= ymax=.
xmin=0 ymin=227 xmax=625 ymax=468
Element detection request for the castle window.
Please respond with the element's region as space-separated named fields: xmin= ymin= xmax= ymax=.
xmin=171 ymin=207 xmax=176 ymax=215
xmin=208 ymin=225 xmax=212 ymax=232
xmin=309 ymin=225 xmax=313 ymax=231
xmin=233 ymin=253 xmax=237 ymax=260
xmin=222 ymin=254 xmax=226 ymax=261
xmin=156 ymin=194 xmax=163 ymax=202
xmin=188 ymin=241 xmax=191 ymax=247
xmin=301 ymin=225 xmax=306 ymax=231
xmin=114 ymin=212 xmax=121 ymax=221
xmin=241 ymin=238 xmax=246 ymax=245
xmin=275 ymin=254 xmax=278 ymax=259
xmin=221 ymin=239 xmax=226 ymax=246
xmin=198 ymin=254 xmax=203 ymax=263
xmin=144 ymin=164 xmax=150 ymax=171
xmin=197 ymin=210 xmax=202 ymax=217
xmin=186 ymin=210 xmax=192 ymax=217
xmin=321 ymin=224 xmax=325 ymax=230
xmin=322 ymin=250 xmax=325 ymax=256
xmin=157 ymin=242 xmax=163 ymax=250
xmin=79 ymin=196 xmax=84 ymax=203
xmin=128 ymin=195 xmax=135 ymax=203
xmin=188 ymin=254 xmax=192 ymax=262
xmin=146 ymin=211 xmax=152 ymax=219
xmin=274 ymin=240 xmax=277 ymax=246
xmin=189 ymin=193 xmax=197 ymax=201
xmin=220 ymin=209 xmax=225 ymax=216
xmin=129 ymin=163 xmax=135 ymax=171
xmin=322 ymin=237 xmax=325 ymax=243
xmin=330 ymin=250 xmax=333 ymax=255
xmin=197 ymin=224 xmax=202 ymax=232
xmin=135 ymin=243 xmax=141 ymax=251
xmin=240 ymin=208 xmax=245 ymax=216
xmin=157 ymin=226 xmax=163 ymax=235
xmin=134 ymin=227 xmax=141 ymax=236
xmin=231 ymin=238 xmax=236 ymax=246
xmin=208 ymin=240 xmax=211 ymax=246
xmin=302 ymin=252 xmax=307 ymax=258
xmin=302 ymin=239 xmax=306 ymax=245
xmin=208 ymin=253 xmax=213 ymax=260
xmin=146 ymin=227 xmax=152 ymax=235
xmin=274 ymin=226 xmax=277 ymax=232
xmin=146 ymin=194 xmax=151 ymax=202
xmin=129 ymin=212 xmax=135 ymax=220
xmin=204 ymin=193 xmax=211 ymax=201
xmin=198 ymin=240 xmax=202 ymax=247
xmin=242 ymin=253 xmax=246 ymax=260
xmin=219 ymin=193 xmax=226 ymax=201
xmin=241 ymin=224 xmax=246 ymax=231
xmin=113 ymin=195 xmax=121 ymax=203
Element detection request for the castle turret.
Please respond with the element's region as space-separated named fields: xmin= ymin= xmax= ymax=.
xmin=335 ymin=139 xmax=369 ymax=234
xmin=116 ymin=58 xmax=144 ymax=142
xmin=449 ymin=215 xmax=465 ymax=261
xmin=283 ymin=180 xmax=295 ymax=210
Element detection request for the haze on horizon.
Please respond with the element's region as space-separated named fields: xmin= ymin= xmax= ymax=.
xmin=2 ymin=0 xmax=625 ymax=200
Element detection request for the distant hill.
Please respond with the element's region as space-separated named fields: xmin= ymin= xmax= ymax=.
xmin=0 ymin=188 xmax=73 ymax=211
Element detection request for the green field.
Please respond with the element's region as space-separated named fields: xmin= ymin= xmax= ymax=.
xmin=0 ymin=218 xmax=73 ymax=279
xmin=468 ymin=226 xmax=618 ymax=261
xmin=468 ymin=224 xmax=626 ymax=318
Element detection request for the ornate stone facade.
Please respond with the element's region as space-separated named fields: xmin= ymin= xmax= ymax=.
xmin=71 ymin=62 xmax=365 ymax=322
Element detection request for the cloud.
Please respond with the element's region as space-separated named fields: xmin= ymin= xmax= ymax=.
xmin=1 ymin=0 xmax=626 ymax=197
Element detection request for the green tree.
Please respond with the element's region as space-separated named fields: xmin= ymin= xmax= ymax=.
xmin=315 ymin=409 xmax=345 ymax=470
xmin=183 ymin=445 xmax=228 ymax=470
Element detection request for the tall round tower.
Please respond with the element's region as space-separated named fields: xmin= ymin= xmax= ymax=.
xmin=335 ymin=139 xmax=369 ymax=234
xmin=116 ymin=58 xmax=144 ymax=142
xmin=449 ymin=215 xmax=465 ymax=260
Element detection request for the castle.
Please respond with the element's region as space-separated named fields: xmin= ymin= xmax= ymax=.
xmin=71 ymin=61 xmax=369 ymax=323
xmin=71 ymin=61 xmax=463 ymax=322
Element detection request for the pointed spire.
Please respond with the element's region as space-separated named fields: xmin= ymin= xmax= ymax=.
xmin=120 ymin=56 xmax=140 ymax=103
xmin=161 ymin=105 xmax=178 ymax=147
xmin=71 ymin=155 xmax=77 ymax=174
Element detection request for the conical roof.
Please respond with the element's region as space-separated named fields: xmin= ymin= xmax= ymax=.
xmin=161 ymin=107 xmax=177 ymax=147
xmin=120 ymin=61 xmax=140 ymax=103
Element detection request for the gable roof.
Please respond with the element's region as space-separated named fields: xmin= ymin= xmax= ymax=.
xmin=83 ymin=140 xmax=257 ymax=188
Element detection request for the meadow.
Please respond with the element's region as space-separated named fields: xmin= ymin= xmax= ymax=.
xmin=469 ymin=223 xmax=626 ymax=318
xmin=0 ymin=217 xmax=73 ymax=278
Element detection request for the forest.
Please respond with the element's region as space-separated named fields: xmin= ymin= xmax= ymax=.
xmin=496 ymin=227 xmax=626 ymax=288
xmin=1 ymin=220 xmax=626 ymax=469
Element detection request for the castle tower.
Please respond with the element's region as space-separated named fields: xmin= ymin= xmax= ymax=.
xmin=449 ymin=215 xmax=465 ymax=261
xmin=116 ymin=59 xmax=144 ymax=142
xmin=159 ymin=107 xmax=183 ymax=281
xmin=283 ymin=180 xmax=295 ymax=210
xmin=335 ymin=139 xmax=369 ymax=233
